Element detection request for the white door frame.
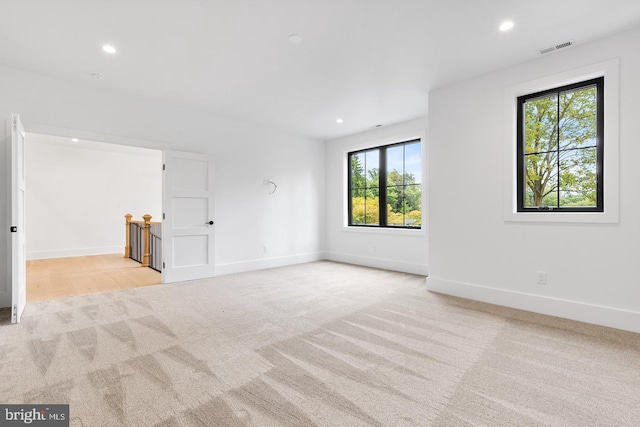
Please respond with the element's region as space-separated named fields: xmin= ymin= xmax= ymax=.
xmin=6 ymin=122 xmax=169 ymax=317
xmin=5 ymin=123 xmax=219 ymax=316
xmin=9 ymin=114 xmax=27 ymax=323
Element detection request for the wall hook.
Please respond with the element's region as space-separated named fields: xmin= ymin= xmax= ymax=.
xmin=267 ymin=180 xmax=278 ymax=194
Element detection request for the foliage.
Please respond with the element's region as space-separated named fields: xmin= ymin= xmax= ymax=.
xmin=351 ymin=196 xmax=421 ymax=227
xmin=350 ymin=195 xmax=379 ymax=225
xmin=350 ymin=155 xmax=421 ymax=226
xmin=523 ymin=85 xmax=598 ymax=207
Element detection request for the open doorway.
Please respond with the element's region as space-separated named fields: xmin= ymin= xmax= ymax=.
xmin=24 ymin=133 xmax=162 ymax=301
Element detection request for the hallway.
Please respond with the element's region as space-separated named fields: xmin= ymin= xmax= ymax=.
xmin=27 ymin=254 xmax=161 ymax=302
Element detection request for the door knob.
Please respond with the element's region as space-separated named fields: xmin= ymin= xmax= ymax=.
xmin=207 ymin=221 xmax=214 ymax=225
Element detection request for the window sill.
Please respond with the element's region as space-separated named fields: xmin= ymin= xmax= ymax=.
xmin=342 ymin=226 xmax=426 ymax=236
xmin=504 ymin=211 xmax=618 ymax=224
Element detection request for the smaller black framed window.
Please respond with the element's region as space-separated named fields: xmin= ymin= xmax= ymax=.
xmin=348 ymin=139 xmax=422 ymax=228
xmin=516 ymin=77 xmax=604 ymax=212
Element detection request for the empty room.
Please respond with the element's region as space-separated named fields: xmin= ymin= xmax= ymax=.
xmin=1 ymin=1 xmax=640 ymax=426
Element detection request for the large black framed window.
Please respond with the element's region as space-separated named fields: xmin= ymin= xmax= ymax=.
xmin=517 ymin=77 xmax=604 ymax=212
xmin=348 ymin=139 xmax=422 ymax=228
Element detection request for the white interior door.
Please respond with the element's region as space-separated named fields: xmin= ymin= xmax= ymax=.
xmin=10 ymin=114 xmax=26 ymax=323
xmin=162 ymin=150 xmax=215 ymax=283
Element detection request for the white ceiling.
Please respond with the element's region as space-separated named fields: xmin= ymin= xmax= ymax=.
xmin=2 ymin=0 xmax=640 ymax=141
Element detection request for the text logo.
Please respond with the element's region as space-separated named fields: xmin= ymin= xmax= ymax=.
xmin=1 ymin=405 xmax=69 ymax=426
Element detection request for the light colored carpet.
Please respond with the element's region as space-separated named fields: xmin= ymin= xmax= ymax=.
xmin=1 ymin=261 xmax=639 ymax=426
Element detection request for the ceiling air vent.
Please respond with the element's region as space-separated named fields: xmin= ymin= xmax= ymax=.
xmin=538 ymin=40 xmax=574 ymax=55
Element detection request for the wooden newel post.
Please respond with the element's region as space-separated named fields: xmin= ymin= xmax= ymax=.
xmin=124 ymin=214 xmax=133 ymax=258
xmin=142 ymin=214 xmax=152 ymax=267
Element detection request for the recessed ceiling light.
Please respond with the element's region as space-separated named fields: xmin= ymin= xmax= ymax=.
xmin=102 ymin=44 xmax=117 ymax=54
xmin=71 ymin=138 xmax=79 ymax=142
xmin=288 ymin=34 xmax=303 ymax=44
xmin=336 ymin=118 xmax=343 ymax=124
xmin=499 ymin=21 xmax=514 ymax=32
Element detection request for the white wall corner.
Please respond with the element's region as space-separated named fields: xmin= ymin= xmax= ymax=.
xmin=426 ymin=277 xmax=640 ymax=334
xmin=325 ymin=251 xmax=428 ymax=276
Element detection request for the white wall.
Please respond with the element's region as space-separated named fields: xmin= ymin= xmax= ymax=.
xmin=0 ymin=64 xmax=324 ymax=307
xmin=25 ymin=134 xmax=161 ymax=259
xmin=324 ymin=118 xmax=428 ymax=275
xmin=215 ymin=137 xmax=324 ymax=275
xmin=427 ymin=27 xmax=640 ymax=333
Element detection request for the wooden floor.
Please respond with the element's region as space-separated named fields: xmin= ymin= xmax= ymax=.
xmin=27 ymin=254 xmax=161 ymax=302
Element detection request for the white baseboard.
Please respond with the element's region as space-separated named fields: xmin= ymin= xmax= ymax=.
xmin=324 ymin=251 xmax=428 ymax=276
xmin=215 ymin=252 xmax=324 ymax=276
xmin=27 ymin=246 xmax=124 ymax=260
xmin=427 ymin=277 xmax=640 ymax=334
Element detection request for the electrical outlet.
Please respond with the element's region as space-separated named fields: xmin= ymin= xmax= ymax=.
xmin=263 ymin=245 xmax=268 ymax=253
xmin=536 ymin=271 xmax=547 ymax=285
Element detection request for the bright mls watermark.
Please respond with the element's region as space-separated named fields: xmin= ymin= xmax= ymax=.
xmin=1 ymin=405 xmax=69 ymax=426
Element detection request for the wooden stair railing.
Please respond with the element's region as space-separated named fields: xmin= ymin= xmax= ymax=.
xmin=124 ymin=214 xmax=162 ymax=271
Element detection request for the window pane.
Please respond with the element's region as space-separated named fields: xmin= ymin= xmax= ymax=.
xmin=351 ymin=189 xmax=365 ymax=224
xmin=386 ymin=145 xmax=407 ymax=225
xmin=405 ymin=184 xmax=421 ymax=227
xmin=559 ymin=148 xmax=597 ymax=207
xmin=350 ymin=153 xmax=365 ymax=189
xmin=386 ymin=185 xmax=422 ymax=227
xmin=365 ymin=150 xmax=379 ymax=190
xmin=387 ymin=187 xmax=404 ymax=226
xmin=525 ymin=153 xmax=558 ymax=207
xmin=559 ymin=86 xmax=597 ymax=150
xmin=524 ymin=94 xmax=558 ymax=154
xmin=387 ymin=145 xmax=404 ymax=184
xmin=405 ymin=142 xmax=421 ymax=184
xmin=540 ymin=188 xmax=559 ymax=208
xmin=364 ymin=185 xmax=379 ymax=225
